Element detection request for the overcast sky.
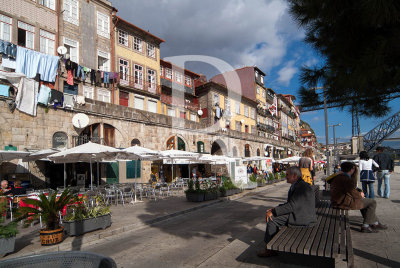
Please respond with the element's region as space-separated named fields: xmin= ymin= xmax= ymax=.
xmin=113 ymin=0 xmax=400 ymax=147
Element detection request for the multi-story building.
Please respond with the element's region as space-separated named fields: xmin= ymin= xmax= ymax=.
xmin=159 ymin=59 xmax=200 ymax=124
xmin=277 ymin=94 xmax=299 ymax=157
xmin=300 ymin=121 xmax=317 ymax=148
xmin=113 ymin=16 xmax=164 ymax=115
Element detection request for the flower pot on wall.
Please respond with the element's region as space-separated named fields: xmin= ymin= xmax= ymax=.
xmin=63 ymin=213 xmax=112 ymax=236
xmin=0 ymin=236 xmax=16 ymax=256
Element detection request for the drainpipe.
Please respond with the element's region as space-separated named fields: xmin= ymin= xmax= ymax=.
xmin=111 ymin=10 xmax=119 ymax=105
xmin=56 ymin=0 xmax=60 ymax=90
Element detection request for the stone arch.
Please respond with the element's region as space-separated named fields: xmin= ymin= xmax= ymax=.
xmin=211 ymin=139 xmax=227 ymax=155
xmin=131 ymin=138 xmax=141 ymax=146
xmin=166 ymin=135 xmax=187 ymax=150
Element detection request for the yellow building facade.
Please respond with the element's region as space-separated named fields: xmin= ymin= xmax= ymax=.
xmin=113 ymin=16 xmax=165 ymax=113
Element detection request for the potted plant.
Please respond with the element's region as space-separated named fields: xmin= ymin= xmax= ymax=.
xmin=219 ymin=177 xmax=241 ymax=197
xmin=185 ymin=179 xmax=205 ymax=202
xmin=18 ymin=189 xmax=74 ymax=246
xmin=62 ymin=194 xmax=111 ymax=236
xmin=267 ymin=173 xmax=274 ymax=184
xmin=256 ymin=176 xmax=266 ymax=187
xmin=0 ymin=195 xmax=18 ymax=256
xmin=204 ymin=180 xmax=219 ymax=201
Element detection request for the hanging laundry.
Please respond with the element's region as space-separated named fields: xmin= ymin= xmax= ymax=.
xmin=63 ymin=94 xmax=76 ymax=109
xmin=90 ymin=69 xmax=96 ymax=85
xmin=49 ymin=89 xmax=63 ymax=108
xmin=67 ymin=70 xmax=74 ymax=85
xmin=76 ymin=95 xmax=85 ymax=105
xmin=71 ymin=62 xmax=78 ymax=77
xmin=1 ymin=55 xmax=16 ymax=69
xmin=65 ymin=59 xmax=72 ymax=70
xmin=95 ymin=70 xmax=101 ymax=85
xmin=15 ymin=77 xmax=39 ymax=116
xmin=38 ymin=54 xmax=59 ymax=82
xmin=103 ymin=72 xmax=110 ymax=88
xmin=0 ymin=84 xmax=10 ymax=97
xmin=37 ymin=84 xmax=51 ymax=105
xmin=77 ymin=65 xmax=85 ymax=80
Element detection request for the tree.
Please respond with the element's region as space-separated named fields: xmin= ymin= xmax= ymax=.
xmin=288 ymin=0 xmax=400 ymax=116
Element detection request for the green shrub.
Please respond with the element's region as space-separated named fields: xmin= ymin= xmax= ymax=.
xmin=64 ymin=194 xmax=110 ymax=222
xmin=0 ymin=196 xmax=18 ymax=238
xmin=249 ymin=174 xmax=257 ymax=182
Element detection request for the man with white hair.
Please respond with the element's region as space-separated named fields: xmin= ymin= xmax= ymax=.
xmin=258 ymin=166 xmax=317 ymax=257
xmin=1 ymin=179 xmax=11 ymax=195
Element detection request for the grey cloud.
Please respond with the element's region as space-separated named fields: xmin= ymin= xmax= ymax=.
xmin=113 ymin=0 xmax=303 ymax=78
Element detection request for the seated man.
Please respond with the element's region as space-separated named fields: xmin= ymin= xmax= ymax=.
xmin=328 ymin=161 xmax=387 ymax=233
xmin=258 ymin=166 xmax=317 ymax=257
xmin=0 ymin=180 xmax=12 ymax=195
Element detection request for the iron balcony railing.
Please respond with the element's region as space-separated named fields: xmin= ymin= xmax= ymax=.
xmin=72 ymin=135 xmax=114 ymax=147
xmin=119 ymin=73 xmax=161 ymax=95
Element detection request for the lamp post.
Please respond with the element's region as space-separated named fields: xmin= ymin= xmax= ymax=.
xmin=328 ymin=123 xmax=342 ymax=164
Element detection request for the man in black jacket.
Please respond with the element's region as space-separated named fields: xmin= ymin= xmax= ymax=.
xmin=373 ymin=147 xmax=394 ymax=198
xmin=258 ymin=166 xmax=317 ymax=257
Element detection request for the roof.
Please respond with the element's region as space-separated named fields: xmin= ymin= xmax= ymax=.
xmin=114 ymin=16 xmax=165 ymax=44
xmin=160 ymin=59 xmax=201 ymax=78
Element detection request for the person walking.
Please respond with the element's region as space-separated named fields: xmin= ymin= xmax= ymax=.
xmin=298 ymin=148 xmax=314 ymax=185
xmin=247 ymin=163 xmax=253 ymax=175
xmin=373 ymin=147 xmax=394 ymax=198
xmin=328 ymin=161 xmax=387 ymax=233
xmin=359 ymin=151 xmax=379 ymax=199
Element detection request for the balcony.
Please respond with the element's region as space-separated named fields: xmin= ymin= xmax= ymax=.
xmin=160 ymin=94 xmax=199 ymax=111
xmin=288 ymin=111 xmax=297 ymax=119
xmin=119 ymin=73 xmax=161 ymax=96
xmin=257 ymin=123 xmax=277 ymax=134
xmin=160 ymin=78 xmax=194 ymax=95
xmin=266 ymin=94 xmax=274 ymax=104
xmin=72 ymin=135 xmax=112 ymax=147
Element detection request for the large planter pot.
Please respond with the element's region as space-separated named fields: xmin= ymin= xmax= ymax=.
xmin=204 ymin=192 xmax=218 ymax=201
xmin=220 ymin=188 xmax=238 ymax=197
xmin=40 ymin=226 xmax=64 ymax=246
xmin=257 ymin=182 xmax=265 ymax=187
xmin=185 ymin=192 xmax=205 ymax=202
xmin=63 ymin=213 xmax=112 ymax=236
xmin=0 ymin=236 xmax=16 ymax=255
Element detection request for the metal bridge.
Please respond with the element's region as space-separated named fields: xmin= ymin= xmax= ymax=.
xmin=363 ymin=110 xmax=400 ymax=152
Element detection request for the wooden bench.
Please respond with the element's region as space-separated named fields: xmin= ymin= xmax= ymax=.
xmin=266 ymin=200 xmax=354 ymax=267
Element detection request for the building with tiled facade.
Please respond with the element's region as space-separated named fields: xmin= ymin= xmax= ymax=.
xmin=0 ymin=1 xmax=313 ymax=187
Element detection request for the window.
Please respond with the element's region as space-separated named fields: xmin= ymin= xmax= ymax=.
xmin=245 ymin=144 xmax=250 ymax=157
xmin=0 ymin=14 xmax=12 ymax=42
xmin=83 ymin=85 xmax=94 ymax=99
xmin=251 ymin=107 xmax=255 ymax=119
xmin=235 ymin=102 xmax=240 ymax=114
xmin=224 ymin=97 xmax=230 ymax=116
xmin=133 ymin=36 xmax=142 ymax=52
xmin=175 ymin=71 xmax=183 ymax=83
xmin=40 ymin=30 xmax=55 ymax=55
xmin=119 ymin=58 xmax=129 ymax=82
xmin=97 ymin=89 xmax=110 ymax=103
xmin=160 ymin=65 xmax=164 ymax=77
xmin=64 ymin=38 xmax=79 ymax=63
xmin=126 ymin=160 xmax=141 ymax=179
xmin=147 ymin=43 xmax=155 ymax=58
xmin=165 ymin=68 xmax=172 ymax=79
xmin=118 ymin=29 xmax=128 ymax=46
xmin=197 ymin=141 xmax=204 ymax=153
xmin=134 ymin=96 xmax=144 ymax=110
xmin=261 ymin=76 xmax=264 ymax=84
xmin=63 ymin=0 xmax=79 ymax=26
xmin=263 ymin=89 xmax=266 ymax=98
xmin=97 ymin=12 xmax=109 ymax=38
xmin=251 ymin=126 xmax=256 ymax=134
xmin=119 ymin=91 xmax=129 ymax=107
xmin=245 ymin=125 xmax=249 ymax=133
xmin=134 ymin=64 xmax=143 ymax=88
xmin=244 ymin=105 xmax=249 ymax=117
xmin=39 ymin=0 xmax=55 ymax=10
xmin=147 ymin=69 xmax=156 ymax=92
xmin=213 ymin=93 xmax=219 ymax=105
xmin=17 ymin=21 xmax=34 ymax=49
xmin=166 ymin=136 xmax=175 ymax=150
xmin=98 ymin=50 xmax=110 ymax=71
xmin=147 ymin=99 xmax=157 ymax=113
xmin=256 ymin=87 xmax=260 ymax=94
xmin=190 ymin=113 xmax=197 ymax=122
xmin=235 ymin=121 xmax=241 ymax=132
xmin=167 ymin=108 xmax=175 ymax=117
xmin=179 ymin=111 xmax=186 ymax=119
xmin=185 ymin=75 xmax=191 ymax=87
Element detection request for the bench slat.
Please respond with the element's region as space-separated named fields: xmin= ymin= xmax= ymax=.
xmin=309 ymin=205 xmax=332 ymax=255
xmin=298 ymin=201 xmax=329 ymax=254
xmin=278 ymin=227 xmax=298 ymax=251
xmin=289 ymin=227 xmax=308 ymax=253
xmin=331 ymin=208 xmax=341 ymax=257
xmin=271 ymin=226 xmax=294 ymax=251
xmin=285 ymin=226 xmax=307 ymax=252
xmin=345 ymin=210 xmax=354 ymax=267
xmin=339 ymin=209 xmax=346 ymax=256
xmin=324 ymin=208 xmax=340 ymax=257
xmin=266 ymin=226 xmax=288 ymax=250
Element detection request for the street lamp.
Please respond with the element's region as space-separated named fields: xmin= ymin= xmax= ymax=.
xmin=328 ymin=123 xmax=342 ymax=163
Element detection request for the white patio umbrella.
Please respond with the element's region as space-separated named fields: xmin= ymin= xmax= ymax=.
xmin=278 ymin=156 xmax=301 ymax=164
xmin=0 ymin=150 xmax=30 ymax=162
xmin=159 ymin=150 xmax=199 ymax=181
xmin=121 ymin=145 xmax=161 ymax=160
xmin=23 ymin=148 xmax=60 ymax=162
xmin=48 ymin=142 xmax=123 ymax=190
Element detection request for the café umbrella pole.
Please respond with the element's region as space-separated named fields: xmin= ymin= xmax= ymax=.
xmin=90 ymin=158 xmax=93 ymax=190
xmin=64 ymin=163 xmax=67 ymax=188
